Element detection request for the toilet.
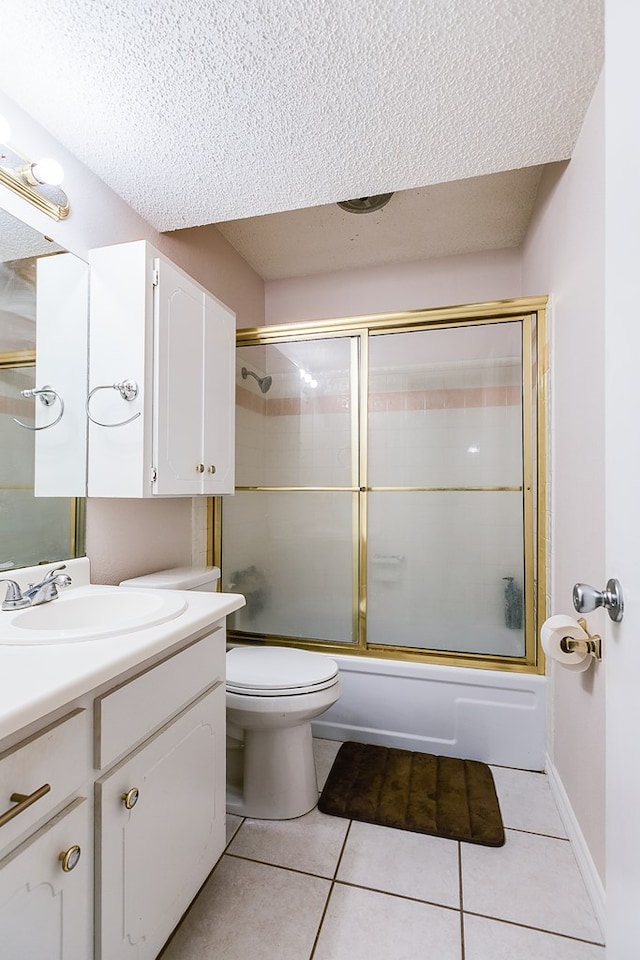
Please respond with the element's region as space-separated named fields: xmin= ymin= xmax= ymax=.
xmin=119 ymin=567 xmax=341 ymax=820
xmin=226 ymin=645 xmax=340 ymax=819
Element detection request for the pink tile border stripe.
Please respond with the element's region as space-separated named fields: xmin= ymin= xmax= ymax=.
xmin=237 ymin=384 xmax=521 ymax=416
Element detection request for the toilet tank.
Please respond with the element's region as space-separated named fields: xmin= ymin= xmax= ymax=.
xmin=119 ymin=566 xmax=221 ymax=592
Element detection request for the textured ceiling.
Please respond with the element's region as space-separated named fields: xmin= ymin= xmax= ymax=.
xmin=0 ymin=0 xmax=603 ymax=239
xmin=218 ymin=164 xmax=563 ymax=280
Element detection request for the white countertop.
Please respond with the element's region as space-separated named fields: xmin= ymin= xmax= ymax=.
xmin=0 ymin=559 xmax=245 ymax=743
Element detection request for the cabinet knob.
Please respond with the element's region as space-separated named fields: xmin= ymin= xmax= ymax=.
xmin=59 ymin=844 xmax=81 ymax=873
xmin=196 ymin=463 xmax=205 ymax=473
xmin=207 ymin=464 xmax=216 ymax=474
xmin=121 ymin=787 xmax=140 ymax=810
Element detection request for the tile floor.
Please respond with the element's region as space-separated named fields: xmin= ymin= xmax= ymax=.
xmin=161 ymin=739 xmax=605 ymax=960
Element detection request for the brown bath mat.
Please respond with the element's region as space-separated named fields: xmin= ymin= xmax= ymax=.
xmin=318 ymin=741 xmax=504 ymax=846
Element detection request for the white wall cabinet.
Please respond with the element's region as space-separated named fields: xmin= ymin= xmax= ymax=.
xmin=0 ymin=625 xmax=227 ymax=960
xmin=88 ymin=240 xmax=235 ymax=497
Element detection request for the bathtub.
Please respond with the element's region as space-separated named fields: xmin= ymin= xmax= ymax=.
xmin=312 ymin=653 xmax=546 ymax=771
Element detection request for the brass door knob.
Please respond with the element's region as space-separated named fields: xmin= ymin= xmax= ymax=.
xmin=196 ymin=463 xmax=205 ymax=473
xmin=121 ymin=787 xmax=140 ymax=810
xmin=207 ymin=464 xmax=216 ymax=474
xmin=59 ymin=844 xmax=81 ymax=872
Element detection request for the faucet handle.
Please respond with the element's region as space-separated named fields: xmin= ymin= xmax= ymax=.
xmin=37 ymin=564 xmax=67 ymax=584
xmin=0 ymin=579 xmax=30 ymax=610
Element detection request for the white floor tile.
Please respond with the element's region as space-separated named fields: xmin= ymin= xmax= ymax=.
xmin=490 ymin=766 xmax=567 ymax=838
xmin=313 ymin=883 xmax=462 ymax=960
xmin=337 ymin=820 xmax=460 ymax=907
xmin=161 ymin=855 xmax=330 ymax=960
xmin=226 ymin=805 xmax=349 ymax=878
xmin=461 ymin=829 xmax=604 ymax=943
xmin=464 ymin=914 xmax=606 ymax=959
xmin=313 ymin=737 xmax=342 ymax=790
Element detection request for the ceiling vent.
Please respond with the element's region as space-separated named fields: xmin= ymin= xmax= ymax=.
xmin=337 ymin=193 xmax=394 ymax=214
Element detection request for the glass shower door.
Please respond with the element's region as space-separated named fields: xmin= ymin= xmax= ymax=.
xmin=365 ymin=321 xmax=528 ymax=657
xmin=221 ymin=335 xmax=359 ymax=644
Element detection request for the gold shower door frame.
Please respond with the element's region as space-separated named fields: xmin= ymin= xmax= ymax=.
xmin=213 ymin=296 xmax=548 ymax=674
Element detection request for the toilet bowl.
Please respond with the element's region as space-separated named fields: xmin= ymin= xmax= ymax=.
xmin=226 ymin=646 xmax=340 ymax=819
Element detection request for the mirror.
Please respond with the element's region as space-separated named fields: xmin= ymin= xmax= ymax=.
xmin=0 ymin=206 xmax=87 ymax=570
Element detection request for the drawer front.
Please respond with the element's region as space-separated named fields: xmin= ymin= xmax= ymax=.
xmin=0 ymin=709 xmax=90 ymax=854
xmin=95 ymin=626 xmax=225 ymax=770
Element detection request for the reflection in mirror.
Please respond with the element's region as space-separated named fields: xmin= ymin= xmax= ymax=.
xmin=0 ymin=208 xmax=85 ymax=570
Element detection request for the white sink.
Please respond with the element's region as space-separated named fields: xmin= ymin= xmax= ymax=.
xmin=0 ymin=585 xmax=188 ymax=644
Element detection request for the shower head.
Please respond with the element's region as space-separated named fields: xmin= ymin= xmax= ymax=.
xmin=241 ymin=366 xmax=272 ymax=394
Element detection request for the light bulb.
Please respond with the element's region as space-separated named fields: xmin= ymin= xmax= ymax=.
xmin=310 ymin=379 xmax=318 ymax=388
xmin=0 ymin=115 xmax=10 ymax=143
xmin=299 ymin=368 xmax=306 ymax=379
xmin=304 ymin=373 xmax=312 ymax=384
xmin=31 ymin=158 xmax=64 ymax=186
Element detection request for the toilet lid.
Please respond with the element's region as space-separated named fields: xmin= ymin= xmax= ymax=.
xmin=226 ymin=646 xmax=339 ymax=695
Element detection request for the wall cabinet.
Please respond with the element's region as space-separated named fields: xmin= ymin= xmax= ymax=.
xmin=0 ymin=625 xmax=227 ymax=960
xmin=88 ymin=240 xmax=235 ymax=497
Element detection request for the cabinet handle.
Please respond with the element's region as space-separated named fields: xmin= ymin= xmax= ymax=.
xmin=0 ymin=783 xmax=51 ymax=828
xmin=196 ymin=463 xmax=205 ymax=473
xmin=121 ymin=787 xmax=140 ymax=810
xmin=207 ymin=464 xmax=216 ymax=474
xmin=58 ymin=844 xmax=81 ymax=872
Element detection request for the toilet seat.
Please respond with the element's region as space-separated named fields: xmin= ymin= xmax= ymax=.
xmin=226 ymin=646 xmax=339 ymax=697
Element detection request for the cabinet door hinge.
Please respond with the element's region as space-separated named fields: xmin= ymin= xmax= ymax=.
xmin=151 ymin=466 xmax=158 ymax=482
xmin=151 ymin=265 xmax=159 ymax=287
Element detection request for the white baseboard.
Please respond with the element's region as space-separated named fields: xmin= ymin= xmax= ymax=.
xmin=546 ymin=754 xmax=606 ymax=939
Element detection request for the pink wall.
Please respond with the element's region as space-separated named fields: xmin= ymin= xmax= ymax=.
xmin=0 ymin=88 xmax=264 ymax=584
xmin=522 ymin=77 xmax=605 ymax=884
xmin=85 ymin=498 xmax=193 ymax=585
xmin=265 ymin=248 xmax=522 ymax=325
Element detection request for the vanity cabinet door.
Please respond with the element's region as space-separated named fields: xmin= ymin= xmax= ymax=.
xmin=0 ymin=798 xmax=91 ymax=960
xmin=96 ymin=683 xmax=225 ymax=960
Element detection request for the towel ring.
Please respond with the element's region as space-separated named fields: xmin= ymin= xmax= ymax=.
xmin=86 ymin=379 xmax=141 ymax=428
xmin=13 ymin=385 xmax=65 ymax=431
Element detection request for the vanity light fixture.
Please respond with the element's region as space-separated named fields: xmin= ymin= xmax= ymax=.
xmin=0 ymin=115 xmax=70 ymax=220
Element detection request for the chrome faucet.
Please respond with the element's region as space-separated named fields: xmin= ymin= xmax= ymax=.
xmin=0 ymin=564 xmax=72 ymax=611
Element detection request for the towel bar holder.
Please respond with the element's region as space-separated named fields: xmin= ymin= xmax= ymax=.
xmin=86 ymin=379 xmax=141 ymax=428
xmin=13 ymin=385 xmax=64 ymax=431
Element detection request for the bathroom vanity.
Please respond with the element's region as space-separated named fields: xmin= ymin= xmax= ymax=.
xmin=0 ymin=559 xmax=245 ymax=960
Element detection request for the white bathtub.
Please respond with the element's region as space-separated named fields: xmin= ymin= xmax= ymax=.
xmin=312 ymin=653 xmax=546 ymax=771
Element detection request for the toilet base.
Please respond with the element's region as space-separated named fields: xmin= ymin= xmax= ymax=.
xmin=226 ymin=721 xmax=319 ymax=819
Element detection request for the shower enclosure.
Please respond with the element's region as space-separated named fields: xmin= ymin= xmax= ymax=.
xmin=217 ymin=298 xmax=546 ymax=671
